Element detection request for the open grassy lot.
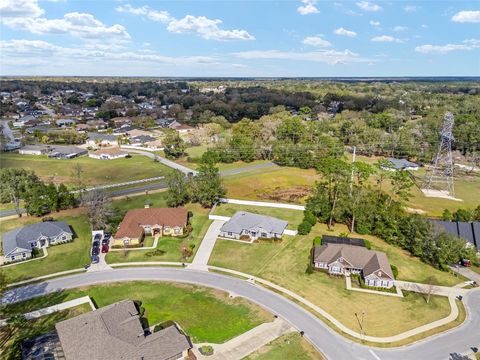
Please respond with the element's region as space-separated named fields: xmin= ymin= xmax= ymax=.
xmin=106 ymin=192 xmax=211 ymax=263
xmin=1 ymin=209 xmax=91 ymax=283
xmin=223 ymin=166 xmax=320 ymax=203
xmin=244 ymin=333 xmax=324 ymax=360
xmin=3 ymin=282 xmax=273 ymax=344
xmin=209 ymin=223 xmax=461 ymax=337
xmin=0 ymin=153 xmax=171 ymax=186
xmin=0 ymin=303 xmax=92 ymax=360
xmin=213 ymin=202 xmax=304 ymax=230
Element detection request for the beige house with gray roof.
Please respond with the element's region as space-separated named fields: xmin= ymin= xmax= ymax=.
xmin=313 ymin=243 xmax=395 ymax=288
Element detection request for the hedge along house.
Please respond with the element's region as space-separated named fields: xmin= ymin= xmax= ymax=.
xmin=312 ymin=242 xmax=395 ymax=288
xmin=219 ymin=211 xmax=288 ymax=241
xmin=113 ymin=208 xmax=189 ymax=247
xmin=2 ymin=221 xmax=73 ymax=263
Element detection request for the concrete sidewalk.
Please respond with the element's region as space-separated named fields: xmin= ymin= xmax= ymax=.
xmin=395 ymin=280 xmax=470 ymax=297
xmin=193 ymin=318 xmax=294 ymax=360
xmin=0 ymin=296 xmax=95 ymax=327
xmin=188 ymin=220 xmax=224 ymax=271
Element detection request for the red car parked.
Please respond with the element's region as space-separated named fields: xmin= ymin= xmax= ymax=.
xmin=101 ymin=245 xmax=109 ymax=253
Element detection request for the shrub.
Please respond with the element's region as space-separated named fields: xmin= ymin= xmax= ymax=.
xmin=313 ymin=236 xmax=322 ymax=246
xmin=145 ymin=249 xmax=166 ymax=257
xmin=364 ymin=239 xmax=372 ymax=250
xmin=240 ymin=235 xmax=251 ymax=241
xmin=297 ymin=221 xmax=312 ymax=235
xmin=391 ymin=265 xmax=398 ymax=278
xmin=303 ymin=211 xmax=317 ymax=226
xmin=200 ymin=345 xmax=214 ymax=356
xmin=153 ymin=320 xmax=175 ymax=332
xmin=305 ymin=262 xmax=314 ymax=274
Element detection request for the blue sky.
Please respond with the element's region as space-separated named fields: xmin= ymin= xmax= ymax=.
xmin=1 ymin=0 xmax=479 ymax=76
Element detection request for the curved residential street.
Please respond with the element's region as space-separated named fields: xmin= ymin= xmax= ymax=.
xmin=2 ymin=267 xmax=479 ymax=360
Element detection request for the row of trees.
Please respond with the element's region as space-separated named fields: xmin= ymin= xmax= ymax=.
xmin=166 ymin=155 xmax=225 ymax=208
xmin=441 ymin=206 xmax=480 ymax=222
xmin=0 ymin=169 xmax=76 ymax=216
xmin=304 ymin=158 xmax=478 ymax=270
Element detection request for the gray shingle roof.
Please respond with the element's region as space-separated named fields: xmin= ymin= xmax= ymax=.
xmin=386 ymin=157 xmax=419 ymax=170
xmin=2 ymin=221 xmax=72 ymax=256
xmin=56 ymin=300 xmax=191 ymax=360
xmin=87 ymin=132 xmax=117 ymax=142
xmin=220 ymin=211 xmax=288 ymax=235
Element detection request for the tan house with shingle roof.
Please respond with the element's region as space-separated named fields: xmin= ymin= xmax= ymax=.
xmin=313 ymin=243 xmax=395 ymax=288
xmin=113 ymin=208 xmax=188 ymax=246
xmin=22 ymin=300 xmax=192 ymax=360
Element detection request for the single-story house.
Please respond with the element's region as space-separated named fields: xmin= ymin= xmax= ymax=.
xmin=22 ymin=300 xmax=192 ymax=360
xmin=3 ymin=140 xmax=22 ymax=151
xmin=312 ymin=241 xmax=395 ymax=288
xmin=129 ymin=135 xmax=157 ymax=144
xmin=47 ymin=145 xmax=87 ymax=159
xmin=56 ymin=118 xmax=76 ymax=127
xmin=127 ymin=129 xmax=155 ymax=138
xmin=431 ymin=219 xmax=480 ymax=253
xmin=18 ymin=145 xmax=50 ymax=155
xmin=219 ymin=211 xmax=288 ymax=241
xmin=113 ymin=207 xmax=189 ymax=246
xmin=382 ymin=157 xmax=420 ymax=171
xmin=2 ymin=221 xmax=73 ymax=263
xmin=86 ymin=132 xmax=118 ymax=147
xmin=156 ymin=118 xmax=177 ymax=128
xmin=89 ymin=147 xmax=129 ymax=160
xmin=175 ymin=123 xmax=194 ymax=134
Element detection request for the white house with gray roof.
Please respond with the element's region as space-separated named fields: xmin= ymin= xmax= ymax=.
xmin=2 ymin=221 xmax=73 ymax=263
xmin=219 ymin=211 xmax=288 ymax=241
xmin=382 ymin=157 xmax=420 ymax=171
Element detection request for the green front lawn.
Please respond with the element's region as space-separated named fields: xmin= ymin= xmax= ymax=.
xmin=3 ymin=282 xmax=273 ymax=344
xmin=0 ymin=153 xmax=171 ymax=186
xmin=244 ymin=333 xmax=324 ymax=360
xmin=209 ymin=222 xmax=460 ymax=337
xmin=1 ymin=210 xmax=91 ymax=283
xmin=213 ymin=202 xmax=304 ymax=230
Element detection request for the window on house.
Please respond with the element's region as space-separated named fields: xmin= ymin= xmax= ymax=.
xmin=22 ymin=253 xmax=26 ymax=258
xmin=261 ymin=232 xmax=267 ymax=237
xmin=228 ymin=232 xmax=233 ymax=236
xmin=11 ymin=256 xmax=15 ymax=260
xmin=174 ymin=228 xmax=180 ymax=234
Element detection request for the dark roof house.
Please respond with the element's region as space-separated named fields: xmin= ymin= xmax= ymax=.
xmin=431 ymin=219 xmax=480 ymax=251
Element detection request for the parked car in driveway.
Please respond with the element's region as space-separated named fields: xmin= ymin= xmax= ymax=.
xmin=91 ymin=255 xmax=99 ymax=264
xmin=101 ymin=245 xmax=109 ymax=253
xmin=94 ymin=233 xmax=102 ymax=241
xmin=92 ymin=240 xmax=100 ymax=248
xmin=102 ymin=238 xmax=109 ymax=246
xmin=92 ymin=247 xmax=100 ymax=256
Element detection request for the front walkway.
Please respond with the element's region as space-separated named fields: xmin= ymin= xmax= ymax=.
xmin=395 ymin=280 xmax=470 ymax=297
xmin=1 ymin=248 xmax=48 ymax=268
xmin=187 ymin=220 xmax=224 ymax=271
xmin=193 ymin=318 xmax=294 ymax=360
xmin=346 ymin=276 xmax=404 ymax=297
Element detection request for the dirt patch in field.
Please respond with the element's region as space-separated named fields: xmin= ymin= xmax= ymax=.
xmin=258 ymin=186 xmax=312 ymax=203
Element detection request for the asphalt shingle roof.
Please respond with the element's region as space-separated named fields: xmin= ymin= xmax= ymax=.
xmin=220 ymin=211 xmax=288 ymax=235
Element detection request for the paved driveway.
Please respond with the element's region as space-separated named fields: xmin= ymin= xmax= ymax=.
xmin=188 ymin=220 xmax=224 ymax=271
xmin=2 ymin=268 xmax=480 ymax=360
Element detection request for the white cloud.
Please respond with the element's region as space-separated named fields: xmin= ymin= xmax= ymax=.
xmin=333 ymin=27 xmax=357 ymax=37
xmin=297 ymin=0 xmax=319 ymax=15
xmin=370 ymin=20 xmax=380 ymax=27
xmin=452 ymin=11 xmax=480 ymax=23
xmin=356 ymin=1 xmax=381 ymax=12
xmin=116 ymin=4 xmax=254 ymax=41
xmin=371 ymin=35 xmax=402 ymax=43
xmin=0 ymin=0 xmax=44 ymax=18
xmin=3 ymin=12 xmax=130 ymax=40
xmin=415 ymin=44 xmax=471 ymax=54
xmin=393 ymin=26 xmax=407 ymax=32
xmin=421 ymin=24 xmax=428 ymax=28
xmin=302 ymin=36 xmax=332 ymax=47
xmin=116 ymin=4 xmax=171 ymax=23
xmin=403 ymin=5 xmax=417 ymax=13
xmin=233 ymin=49 xmax=371 ymax=65
xmin=463 ymin=38 xmax=480 ymax=47
xmin=167 ymin=15 xmax=254 ymax=41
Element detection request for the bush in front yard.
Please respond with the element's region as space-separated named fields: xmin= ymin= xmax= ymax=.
xmin=313 ymin=236 xmax=322 ymax=246
xmin=297 ymin=221 xmax=312 ymax=235
xmin=364 ymin=239 xmax=372 ymax=250
xmin=391 ymin=265 xmax=398 ymax=278
xmin=200 ymin=345 xmax=214 ymax=356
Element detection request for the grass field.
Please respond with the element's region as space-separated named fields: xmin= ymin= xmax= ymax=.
xmin=223 ymin=166 xmax=320 ymax=203
xmin=209 ymin=223 xmax=461 ymax=337
xmin=213 ymin=202 xmax=304 ymax=230
xmin=0 ymin=209 xmax=91 ymax=283
xmin=0 ymin=153 xmax=171 ymax=186
xmin=3 ymin=282 xmax=273 ymax=344
xmin=244 ymin=333 xmax=324 ymax=360
xmin=0 ymin=303 xmax=92 ymax=360
xmin=105 ymin=192 xmax=211 ymax=263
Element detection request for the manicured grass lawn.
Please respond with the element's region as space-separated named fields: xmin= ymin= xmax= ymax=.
xmin=244 ymin=333 xmax=324 ymax=360
xmin=3 ymin=282 xmax=273 ymax=344
xmin=1 ymin=209 xmax=91 ymax=283
xmin=223 ymin=167 xmax=320 ymax=203
xmin=106 ymin=193 xmax=212 ymax=263
xmin=0 ymin=303 xmax=92 ymax=359
xmin=213 ymin=202 xmax=304 ymax=230
xmin=209 ymin=223 xmax=459 ymax=337
xmin=0 ymin=153 xmax=171 ymax=186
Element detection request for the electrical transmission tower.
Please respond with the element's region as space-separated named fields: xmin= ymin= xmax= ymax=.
xmin=423 ymin=112 xmax=455 ymax=198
